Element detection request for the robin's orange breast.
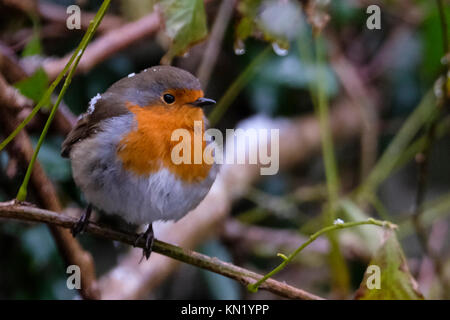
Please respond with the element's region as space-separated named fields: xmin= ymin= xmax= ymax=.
xmin=117 ymin=103 xmax=212 ymax=183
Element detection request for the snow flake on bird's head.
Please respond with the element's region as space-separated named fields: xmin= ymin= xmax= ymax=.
xmin=87 ymin=93 xmax=101 ymax=114
xmin=127 ymin=72 xmax=136 ymax=78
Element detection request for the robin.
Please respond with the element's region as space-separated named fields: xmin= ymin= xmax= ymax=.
xmin=61 ymin=65 xmax=218 ymax=259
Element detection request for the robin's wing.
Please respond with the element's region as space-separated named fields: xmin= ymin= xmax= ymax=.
xmin=61 ymin=115 xmax=89 ymax=158
xmin=61 ymin=94 xmax=130 ymax=158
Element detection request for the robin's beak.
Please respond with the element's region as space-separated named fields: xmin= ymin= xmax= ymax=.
xmin=191 ymin=97 xmax=216 ymax=107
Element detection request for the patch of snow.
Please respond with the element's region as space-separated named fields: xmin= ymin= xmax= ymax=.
xmin=87 ymin=93 xmax=101 ymax=114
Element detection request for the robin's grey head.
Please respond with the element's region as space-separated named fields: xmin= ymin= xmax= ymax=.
xmin=105 ymin=65 xmax=215 ymax=108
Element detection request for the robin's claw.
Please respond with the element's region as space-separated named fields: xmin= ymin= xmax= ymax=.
xmin=135 ymin=224 xmax=154 ymax=260
xmin=71 ymin=204 xmax=92 ymax=237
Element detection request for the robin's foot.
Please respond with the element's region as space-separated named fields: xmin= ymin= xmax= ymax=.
xmin=71 ymin=204 xmax=92 ymax=237
xmin=134 ymin=224 xmax=154 ymax=260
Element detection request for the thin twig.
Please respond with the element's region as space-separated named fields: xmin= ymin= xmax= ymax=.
xmin=0 ymin=201 xmax=323 ymax=300
xmin=197 ymin=0 xmax=236 ymax=88
xmin=328 ymin=35 xmax=379 ymax=181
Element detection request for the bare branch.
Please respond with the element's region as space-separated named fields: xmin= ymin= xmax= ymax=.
xmin=0 ymin=73 xmax=33 ymax=110
xmin=197 ymin=0 xmax=236 ymax=87
xmin=0 ymin=201 xmax=324 ymax=300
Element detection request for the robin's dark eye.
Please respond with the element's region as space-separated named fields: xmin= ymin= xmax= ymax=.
xmin=163 ymin=94 xmax=175 ymax=104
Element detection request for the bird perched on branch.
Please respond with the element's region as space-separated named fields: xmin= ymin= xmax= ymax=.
xmin=61 ymin=66 xmax=218 ymax=259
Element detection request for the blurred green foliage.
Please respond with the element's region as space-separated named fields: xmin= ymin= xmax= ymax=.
xmin=14 ymin=68 xmax=49 ymax=105
xmin=0 ymin=0 xmax=449 ymax=300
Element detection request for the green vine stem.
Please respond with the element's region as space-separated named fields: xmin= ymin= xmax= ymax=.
xmin=15 ymin=0 xmax=111 ymax=201
xmin=314 ymin=36 xmax=340 ymax=206
xmin=247 ymin=218 xmax=397 ymax=292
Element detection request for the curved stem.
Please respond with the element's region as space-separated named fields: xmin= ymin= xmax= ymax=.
xmin=247 ymin=218 xmax=396 ymax=292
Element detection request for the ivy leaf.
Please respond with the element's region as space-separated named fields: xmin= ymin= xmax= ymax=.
xmin=355 ymin=231 xmax=424 ymax=300
xmin=22 ymin=16 xmax=42 ymax=57
xmin=22 ymin=33 xmax=42 ymax=57
xmin=159 ymin=0 xmax=208 ymax=64
xmin=14 ymin=68 xmax=49 ymax=105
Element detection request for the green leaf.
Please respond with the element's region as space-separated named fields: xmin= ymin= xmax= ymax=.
xmin=21 ymin=10 xmax=42 ymax=57
xmin=22 ymin=32 xmax=42 ymax=57
xmin=14 ymin=68 xmax=49 ymax=105
xmin=160 ymin=0 xmax=208 ymax=64
xmin=355 ymin=231 xmax=424 ymax=300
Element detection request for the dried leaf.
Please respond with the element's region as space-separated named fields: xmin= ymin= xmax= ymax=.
xmin=355 ymin=230 xmax=424 ymax=300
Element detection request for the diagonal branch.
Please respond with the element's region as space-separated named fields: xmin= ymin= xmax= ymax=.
xmin=43 ymin=11 xmax=161 ymax=80
xmin=0 ymin=201 xmax=324 ymax=301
